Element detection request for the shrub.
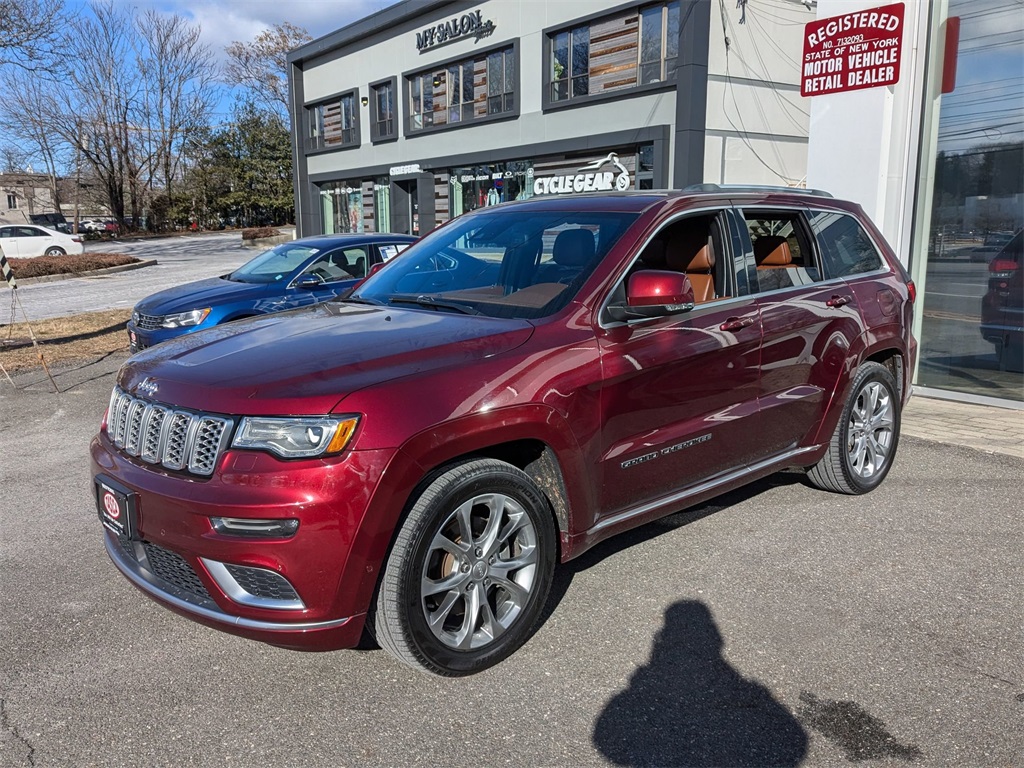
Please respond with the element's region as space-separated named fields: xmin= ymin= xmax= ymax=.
xmin=241 ymin=227 xmax=280 ymax=240
xmin=5 ymin=253 xmax=140 ymax=279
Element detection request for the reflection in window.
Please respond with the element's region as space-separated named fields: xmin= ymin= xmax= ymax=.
xmin=306 ymin=92 xmax=358 ymax=150
xmin=408 ymin=47 xmax=515 ymax=132
xmin=319 ymin=181 xmax=364 ymax=235
xmin=918 ymin=0 xmax=1023 ymax=400
xmin=639 ymin=1 xmax=681 ymax=85
xmin=372 ymin=81 xmax=395 ymax=140
xmin=551 ymin=26 xmax=589 ymax=101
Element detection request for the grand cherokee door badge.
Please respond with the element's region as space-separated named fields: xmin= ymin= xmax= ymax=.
xmin=621 ymin=433 xmax=712 ymax=469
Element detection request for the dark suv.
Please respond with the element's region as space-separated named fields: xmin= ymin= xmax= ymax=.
xmin=91 ymin=187 xmax=916 ymax=676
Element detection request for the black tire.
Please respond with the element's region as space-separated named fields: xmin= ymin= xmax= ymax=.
xmin=44 ymin=246 xmax=66 ymax=257
xmin=373 ymin=459 xmax=557 ymax=676
xmin=807 ymin=361 xmax=901 ymax=495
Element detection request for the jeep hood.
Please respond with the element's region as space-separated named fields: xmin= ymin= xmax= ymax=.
xmin=118 ymin=303 xmax=535 ymax=415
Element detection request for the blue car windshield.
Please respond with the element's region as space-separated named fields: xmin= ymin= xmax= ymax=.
xmin=350 ymin=209 xmax=638 ymax=319
xmin=229 ymin=244 xmax=320 ymax=283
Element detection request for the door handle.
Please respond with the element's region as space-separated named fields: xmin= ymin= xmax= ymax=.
xmin=826 ymin=295 xmax=851 ymax=307
xmin=720 ymin=316 xmax=755 ymax=331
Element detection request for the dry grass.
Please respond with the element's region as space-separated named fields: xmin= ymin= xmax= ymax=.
xmin=0 ymin=309 xmax=131 ymax=373
xmin=6 ymin=253 xmax=140 ymax=279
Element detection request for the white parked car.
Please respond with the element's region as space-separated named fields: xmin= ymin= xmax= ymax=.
xmin=0 ymin=224 xmax=85 ymax=258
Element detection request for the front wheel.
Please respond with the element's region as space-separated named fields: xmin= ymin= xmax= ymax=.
xmin=807 ymin=361 xmax=901 ymax=494
xmin=373 ymin=459 xmax=557 ymax=676
xmin=44 ymin=246 xmax=66 ymax=257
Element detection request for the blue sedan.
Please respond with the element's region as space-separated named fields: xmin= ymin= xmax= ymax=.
xmin=126 ymin=233 xmax=416 ymax=352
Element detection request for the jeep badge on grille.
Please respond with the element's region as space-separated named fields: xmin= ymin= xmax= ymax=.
xmin=137 ymin=378 xmax=158 ymax=397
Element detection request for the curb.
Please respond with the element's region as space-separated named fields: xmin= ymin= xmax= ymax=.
xmin=15 ymin=259 xmax=158 ymax=286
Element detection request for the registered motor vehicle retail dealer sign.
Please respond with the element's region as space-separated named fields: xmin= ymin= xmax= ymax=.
xmin=801 ymin=2 xmax=904 ymax=97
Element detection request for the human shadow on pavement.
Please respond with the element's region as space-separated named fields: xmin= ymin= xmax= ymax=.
xmin=593 ymin=600 xmax=808 ymax=767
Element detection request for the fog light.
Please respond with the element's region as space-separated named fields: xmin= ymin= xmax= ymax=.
xmin=211 ymin=517 xmax=299 ymax=538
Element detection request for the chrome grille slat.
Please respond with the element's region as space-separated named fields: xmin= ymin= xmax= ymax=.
xmin=105 ymin=387 xmax=233 ymax=476
xmin=125 ymin=400 xmax=146 ymax=455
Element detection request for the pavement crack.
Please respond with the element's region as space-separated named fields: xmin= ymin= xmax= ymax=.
xmin=0 ymin=698 xmax=37 ymax=767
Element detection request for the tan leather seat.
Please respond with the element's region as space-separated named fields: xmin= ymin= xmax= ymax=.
xmin=754 ymin=235 xmax=795 ymax=291
xmin=754 ymin=235 xmax=792 ymax=268
xmin=666 ymin=227 xmax=715 ymax=303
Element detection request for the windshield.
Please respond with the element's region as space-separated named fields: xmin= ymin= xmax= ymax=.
xmin=351 ymin=209 xmax=638 ymax=319
xmin=229 ymin=244 xmax=320 ymax=283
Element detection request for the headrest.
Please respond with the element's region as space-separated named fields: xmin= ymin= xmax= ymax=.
xmin=666 ymin=227 xmax=715 ymax=272
xmin=552 ymin=229 xmax=596 ymax=267
xmin=754 ymin=236 xmax=792 ymax=266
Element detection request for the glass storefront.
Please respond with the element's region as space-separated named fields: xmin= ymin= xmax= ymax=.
xmin=374 ymin=177 xmax=391 ymax=233
xmin=319 ymin=181 xmax=365 ymax=234
xmin=449 ymin=161 xmax=534 ymax=217
xmin=919 ymin=0 xmax=1023 ymax=402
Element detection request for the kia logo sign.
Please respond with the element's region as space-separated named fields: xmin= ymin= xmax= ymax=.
xmin=103 ymin=492 xmax=121 ymax=519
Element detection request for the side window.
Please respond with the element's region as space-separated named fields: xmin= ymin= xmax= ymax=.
xmin=608 ymin=211 xmax=734 ymax=315
xmin=743 ymin=210 xmax=820 ymax=293
xmin=810 ymin=210 xmax=884 ymax=279
xmin=303 ymin=246 xmax=368 ymax=283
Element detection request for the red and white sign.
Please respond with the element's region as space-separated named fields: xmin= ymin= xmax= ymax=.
xmin=103 ymin=492 xmax=121 ymax=519
xmin=801 ymin=3 xmax=904 ymax=97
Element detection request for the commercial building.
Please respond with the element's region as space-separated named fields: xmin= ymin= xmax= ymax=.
xmin=288 ymin=0 xmax=1023 ymax=407
xmin=287 ymin=0 xmax=811 ymax=238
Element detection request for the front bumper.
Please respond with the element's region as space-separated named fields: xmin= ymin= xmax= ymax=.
xmin=125 ymin=321 xmax=203 ymax=353
xmin=91 ymin=433 xmax=399 ymax=650
xmin=104 ymin=531 xmax=362 ymax=649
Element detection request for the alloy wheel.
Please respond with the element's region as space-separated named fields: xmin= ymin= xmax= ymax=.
xmin=420 ymin=492 xmax=539 ymax=651
xmin=846 ymin=381 xmax=894 ymax=479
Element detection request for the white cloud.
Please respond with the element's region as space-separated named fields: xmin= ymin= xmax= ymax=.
xmin=96 ymin=0 xmax=398 ymax=62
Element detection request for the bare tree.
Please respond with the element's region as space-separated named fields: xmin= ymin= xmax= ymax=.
xmin=2 ymin=73 xmax=74 ymax=214
xmin=224 ymin=22 xmax=312 ymax=120
xmin=135 ymin=9 xmax=220 ymax=226
xmin=0 ymin=0 xmax=65 ymax=72
xmin=7 ymin=2 xmax=218 ymax=231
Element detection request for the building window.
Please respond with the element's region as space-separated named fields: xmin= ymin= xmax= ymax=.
xmin=639 ymin=1 xmax=680 ymax=84
xmin=551 ymin=26 xmax=590 ymax=101
xmin=370 ymin=79 xmax=397 ymax=142
xmin=487 ymin=48 xmax=516 ymax=114
xmin=548 ymin=1 xmax=679 ymax=105
xmin=407 ymin=44 xmax=516 ymax=134
xmin=306 ymin=90 xmax=359 ymax=151
xmin=6 ymin=193 xmax=16 ymax=210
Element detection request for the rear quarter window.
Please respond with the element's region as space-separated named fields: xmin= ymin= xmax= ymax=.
xmin=810 ymin=211 xmax=884 ymax=279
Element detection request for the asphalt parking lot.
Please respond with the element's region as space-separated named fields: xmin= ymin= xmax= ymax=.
xmin=1 ymin=355 xmax=1021 ymax=767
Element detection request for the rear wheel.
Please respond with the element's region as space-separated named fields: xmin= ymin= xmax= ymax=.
xmin=807 ymin=361 xmax=900 ymax=494
xmin=44 ymin=246 xmax=66 ymax=257
xmin=373 ymin=459 xmax=556 ymax=676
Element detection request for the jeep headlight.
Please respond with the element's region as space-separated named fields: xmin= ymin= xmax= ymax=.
xmin=161 ymin=308 xmax=211 ymax=328
xmin=232 ymin=416 xmax=359 ymax=459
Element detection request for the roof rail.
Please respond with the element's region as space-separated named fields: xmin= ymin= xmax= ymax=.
xmin=682 ymin=183 xmax=834 ymax=198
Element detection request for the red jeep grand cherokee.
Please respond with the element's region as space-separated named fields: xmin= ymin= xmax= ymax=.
xmin=91 ymin=187 xmax=916 ymax=676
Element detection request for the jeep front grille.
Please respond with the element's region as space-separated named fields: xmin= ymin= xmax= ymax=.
xmin=106 ymin=387 xmax=233 ymax=476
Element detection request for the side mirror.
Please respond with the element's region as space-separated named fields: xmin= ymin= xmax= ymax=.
xmin=294 ymin=275 xmax=323 ymax=290
xmin=607 ymin=270 xmax=695 ymax=321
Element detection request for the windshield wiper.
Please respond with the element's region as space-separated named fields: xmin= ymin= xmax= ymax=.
xmin=344 ymin=296 xmax=384 ymax=306
xmin=388 ymin=295 xmax=481 ymax=315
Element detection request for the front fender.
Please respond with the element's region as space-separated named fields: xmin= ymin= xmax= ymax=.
xmin=332 ymin=404 xmax=590 ymax=620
